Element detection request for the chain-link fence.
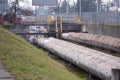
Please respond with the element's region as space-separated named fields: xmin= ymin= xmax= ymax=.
xmin=81 ymin=11 xmax=120 ymax=24
xmin=81 ymin=11 xmax=120 ymax=38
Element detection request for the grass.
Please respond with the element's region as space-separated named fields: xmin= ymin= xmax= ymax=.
xmin=0 ymin=26 xmax=87 ymax=80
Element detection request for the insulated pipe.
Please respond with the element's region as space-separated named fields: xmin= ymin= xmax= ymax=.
xmin=62 ymin=32 xmax=120 ymax=53
xmin=36 ymin=37 xmax=120 ymax=80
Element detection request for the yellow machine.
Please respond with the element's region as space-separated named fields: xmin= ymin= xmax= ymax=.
xmin=47 ymin=15 xmax=81 ymax=37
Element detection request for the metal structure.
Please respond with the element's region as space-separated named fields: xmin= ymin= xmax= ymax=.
xmin=97 ymin=0 xmax=101 ymax=12
xmin=35 ymin=37 xmax=120 ymax=80
xmin=76 ymin=0 xmax=82 ymax=16
xmin=81 ymin=0 xmax=120 ymax=24
xmin=16 ymin=14 xmax=81 ymax=38
xmin=81 ymin=11 xmax=120 ymax=24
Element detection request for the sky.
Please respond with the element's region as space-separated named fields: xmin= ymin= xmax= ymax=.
xmin=19 ymin=0 xmax=113 ymax=9
xmin=19 ymin=0 xmax=33 ymax=8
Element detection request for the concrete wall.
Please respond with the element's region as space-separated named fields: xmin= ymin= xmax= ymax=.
xmin=82 ymin=24 xmax=120 ymax=38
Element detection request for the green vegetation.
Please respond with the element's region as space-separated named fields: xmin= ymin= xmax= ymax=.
xmin=0 ymin=26 xmax=87 ymax=80
xmin=3 ymin=21 xmax=14 ymax=26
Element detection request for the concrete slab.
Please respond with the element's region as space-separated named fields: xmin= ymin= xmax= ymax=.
xmin=0 ymin=61 xmax=15 ymax=80
xmin=0 ymin=79 xmax=15 ymax=80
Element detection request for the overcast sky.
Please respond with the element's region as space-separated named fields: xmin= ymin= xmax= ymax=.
xmin=19 ymin=0 xmax=113 ymax=9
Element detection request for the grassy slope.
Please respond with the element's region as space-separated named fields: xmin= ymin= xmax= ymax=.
xmin=0 ymin=26 xmax=86 ymax=80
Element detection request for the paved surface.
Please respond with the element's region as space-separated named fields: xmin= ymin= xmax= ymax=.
xmin=0 ymin=61 xmax=14 ymax=80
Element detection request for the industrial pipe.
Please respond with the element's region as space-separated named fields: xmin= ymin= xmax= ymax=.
xmin=35 ymin=37 xmax=120 ymax=80
xmin=62 ymin=32 xmax=120 ymax=53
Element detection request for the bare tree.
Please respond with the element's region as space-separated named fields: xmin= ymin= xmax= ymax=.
xmin=9 ymin=0 xmax=29 ymax=16
xmin=4 ymin=0 xmax=30 ymax=23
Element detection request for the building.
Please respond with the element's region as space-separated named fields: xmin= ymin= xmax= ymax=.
xmin=35 ymin=7 xmax=46 ymax=16
xmin=0 ymin=0 xmax=8 ymax=15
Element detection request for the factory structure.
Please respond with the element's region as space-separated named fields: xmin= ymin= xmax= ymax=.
xmin=0 ymin=0 xmax=120 ymax=80
xmin=0 ymin=0 xmax=8 ymax=24
xmin=0 ymin=0 xmax=8 ymax=15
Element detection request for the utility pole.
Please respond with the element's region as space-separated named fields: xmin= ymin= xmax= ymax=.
xmin=77 ymin=0 xmax=81 ymax=16
xmin=59 ymin=0 xmax=61 ymax=13
xmin=79 ymin=0 xmax=81 ymax=16
xmin=66 ymin=0 xmax=69 ymax=13
xmin=116 ymin=0 xmax=120 ymax=24
xmin=97 ymin=0 xmax=101 ymax=12
xmin=14 ymin=0 xmax=19 ymax=20
xmin=73 ymin=0 xmax=76 ymax=14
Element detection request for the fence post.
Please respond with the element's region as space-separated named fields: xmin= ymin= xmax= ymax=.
xmin=55 ymin=16 xmax=58 ymax=38
xmin=111 ymin=68 xmax=120 ymax=80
